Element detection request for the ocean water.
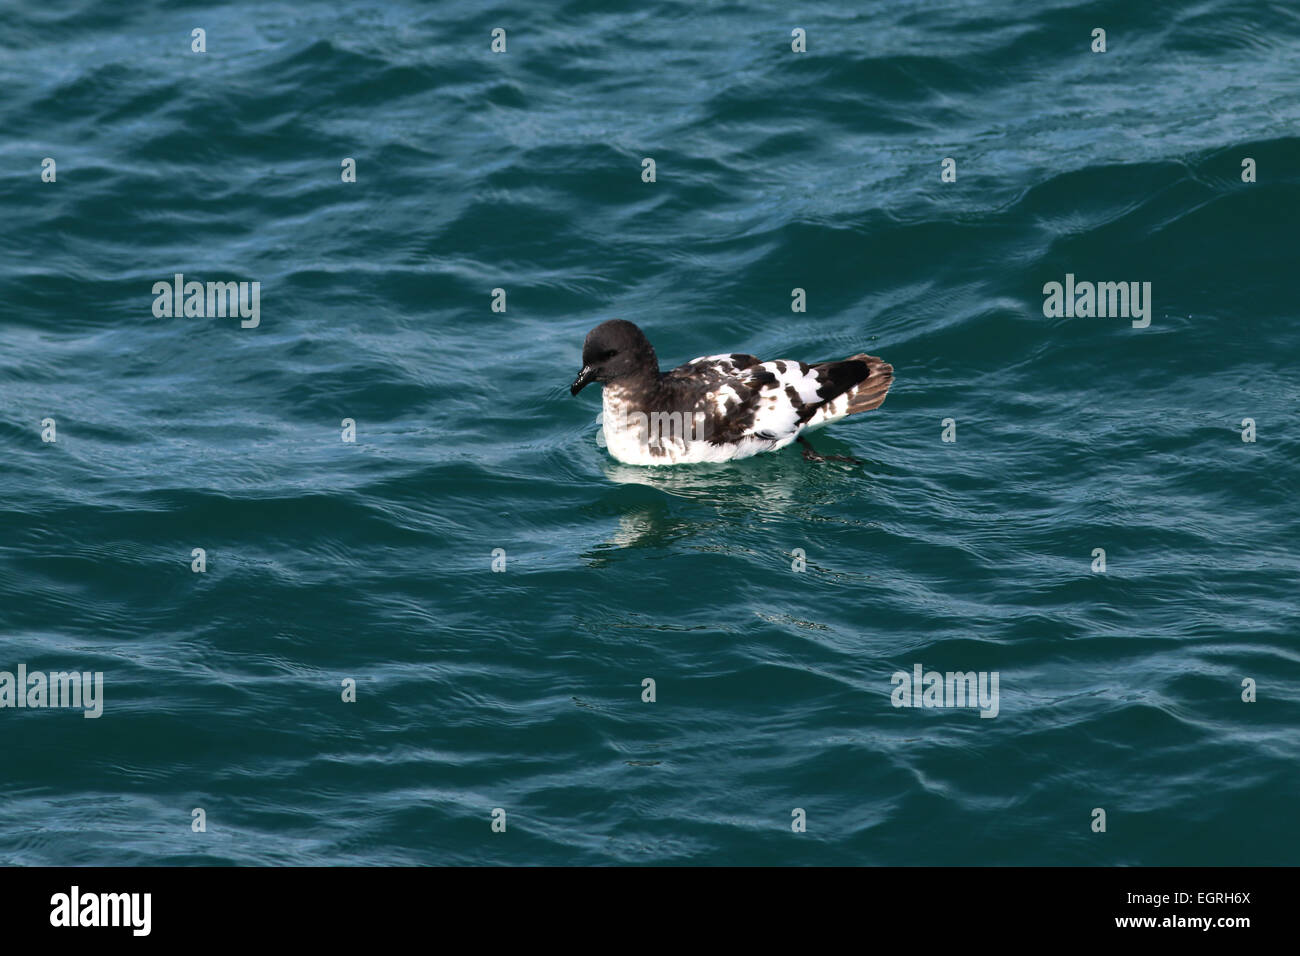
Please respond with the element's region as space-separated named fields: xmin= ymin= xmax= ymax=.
xmin=1 ymin=0 xmax=1297 ymax=866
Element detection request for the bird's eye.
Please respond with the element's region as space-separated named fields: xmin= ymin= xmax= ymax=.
xmin=595 ymin=349 xmax=616 ymax=362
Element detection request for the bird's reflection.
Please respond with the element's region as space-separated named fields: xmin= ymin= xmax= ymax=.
xmin=581 ymin=447 xmax=872 ymax=560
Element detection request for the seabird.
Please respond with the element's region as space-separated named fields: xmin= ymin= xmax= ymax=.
xmin=570 ymin=320 xmax=893 ymax=465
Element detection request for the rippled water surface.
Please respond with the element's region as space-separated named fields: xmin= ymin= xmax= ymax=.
xmin=1 ymin=0 xmax=1298 ymax=865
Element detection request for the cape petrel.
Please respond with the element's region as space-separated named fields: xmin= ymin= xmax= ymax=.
xmin=570 ymin=320 xmax=893 ymax=465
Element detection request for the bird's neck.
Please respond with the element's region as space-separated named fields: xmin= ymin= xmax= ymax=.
xmin=621 ymin=351 xmax=663 ymax=396
xmin=606 ymin=365 xmax=663 ymax=408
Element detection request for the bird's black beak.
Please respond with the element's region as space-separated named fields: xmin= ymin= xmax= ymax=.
xmin=570 ymin=365 xmax=597 ymax=396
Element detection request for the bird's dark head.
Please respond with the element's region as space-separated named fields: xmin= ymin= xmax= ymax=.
xmin=570 ymin=320 xmax=658 ymax=395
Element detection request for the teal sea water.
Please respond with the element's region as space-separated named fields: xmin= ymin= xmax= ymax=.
xmin=1 ymin=0 xmax=1298 ymax=865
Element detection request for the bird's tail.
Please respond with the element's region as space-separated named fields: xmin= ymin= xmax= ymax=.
xmin=840 ymin=353 xmax=893 ymax=413
xmin=803 ymin=353 xmax=893 ymax=429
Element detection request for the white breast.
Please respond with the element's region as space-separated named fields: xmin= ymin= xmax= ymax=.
xmin=600 ymin=387 xmax=789 ymax=465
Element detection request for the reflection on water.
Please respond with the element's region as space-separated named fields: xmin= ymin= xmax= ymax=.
xmin=587 ymin=449 xmax=881 ymax=554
